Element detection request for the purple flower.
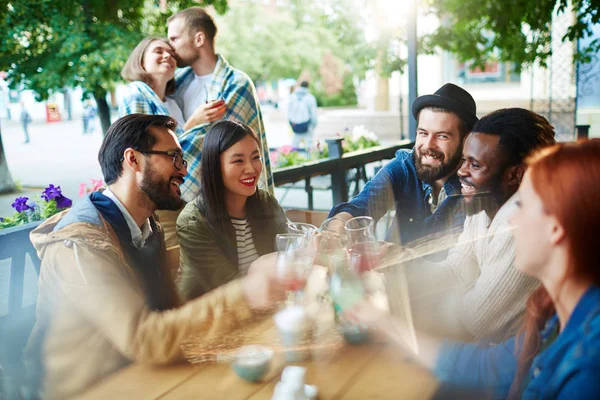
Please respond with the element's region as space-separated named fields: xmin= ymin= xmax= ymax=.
xmin=0 ymin=216 xmax=4 ymax=222
xmin=55 ymin=195 xmax=72 ymax=209
xmin=41 ymin=184 xmax=63 ymax=201
xmin=12 ymin=197 xmax=35 ymax=213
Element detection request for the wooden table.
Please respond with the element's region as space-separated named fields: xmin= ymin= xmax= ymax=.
xmin=79 ymin=319 xmax=439 ymax=400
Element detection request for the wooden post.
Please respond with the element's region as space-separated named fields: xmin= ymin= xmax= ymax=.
xmin=325 ymin=138 xmax=348 ymax=205
xmin=407 ymin=0 xmax=418 ymax=142
xmin=305 ymin=176 xmax=314 ymax=210
xmin=576 ymin=124 xmax=590 ymax=140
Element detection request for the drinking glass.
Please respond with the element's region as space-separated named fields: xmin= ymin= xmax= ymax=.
xmin=316 ymin=231 xmax=348 ymax=271
xmin=328 ymin=257 xmax=370 ymax=345
xmin=320 ymin=217 xmax=346 ymax=234
xmin=328 ymin=258 xmax=365 ymax=313
xmin=287 ymin=222 xmax=318 ymax=244
xmin=275 ymin=233 xmax=314 ymax=301
xmin=345 ymin=216 xmax=380 ymax=274
xmin=288 ymin=222 xmax=318 ymax=259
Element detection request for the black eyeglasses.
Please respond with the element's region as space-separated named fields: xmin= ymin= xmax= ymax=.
xmin=137 ymin=150 xmax=188 ymax=170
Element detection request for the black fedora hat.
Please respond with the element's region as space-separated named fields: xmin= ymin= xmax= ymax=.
xmin=411 ymin=83 xmax=478 ymax=129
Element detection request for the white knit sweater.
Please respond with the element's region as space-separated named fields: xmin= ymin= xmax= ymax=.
xmin=391 ymin=195 xmax=540 ymax=341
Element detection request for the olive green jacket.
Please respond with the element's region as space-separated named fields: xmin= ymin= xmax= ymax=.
xmin=177 ymin=189 xmax=288 ymax=300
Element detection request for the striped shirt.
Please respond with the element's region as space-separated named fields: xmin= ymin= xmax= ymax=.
xmin=231 ymin=217 xmax=259 ymax=276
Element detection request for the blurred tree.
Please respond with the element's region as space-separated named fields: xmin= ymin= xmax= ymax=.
xmin=423 ymin=0 xmax=600 ymax=70
xmin=214 ymin=2 xmax=325 ymax=83
xmin=0 ymin=0 xmax=226 ymax=192
xmin=215 ymin=0 xmax=379 ymax=84
xmin=0 ymin=0 xmax=228 ymax=135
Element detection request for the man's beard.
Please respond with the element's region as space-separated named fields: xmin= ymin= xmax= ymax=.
xmin=460 ymin=175 xmax=504 ymax=217
xmin=173 ymin=50 xmax=198 ymax=68
xmin=140 ymin=166 xmax=184 ymax=211
xmin=415 ymin=147 xmax=462 ymax=184
xmin=174 ymin=54 xmax=191 ymax=68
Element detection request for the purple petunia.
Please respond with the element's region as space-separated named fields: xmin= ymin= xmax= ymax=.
xmin=0 ymin=216 xmax=4 ymax=222
xmin=41 ymin=184 xmax=72 ymax=209
xmin=55 ymin=195 xmax=73 ymax=209
xmin=12 ymin=197 xmax=35 ymax=213
xmin=41 ymin=184 xmax=63 ymax=201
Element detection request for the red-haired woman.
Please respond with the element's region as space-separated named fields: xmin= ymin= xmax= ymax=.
xmin=348 ymin=139 xmax=600 ymax=399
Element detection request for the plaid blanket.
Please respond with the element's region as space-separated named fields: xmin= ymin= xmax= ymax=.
xmin=119 ymin=81 xmax=183 ymax=135
xmin=174 ymin=55 xmax=274 ymax=201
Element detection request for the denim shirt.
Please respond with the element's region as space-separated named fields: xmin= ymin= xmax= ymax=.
xmin=435 ymin=286 xmax=600 ymax=399
xmin=329 ymin=149 xmax=465 ymax=245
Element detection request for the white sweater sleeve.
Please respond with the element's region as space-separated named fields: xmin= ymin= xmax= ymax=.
xmin=457 ymin=226 xmax=539 ymax=339
xmin=399 ymin=220 xmax=482 ymax=340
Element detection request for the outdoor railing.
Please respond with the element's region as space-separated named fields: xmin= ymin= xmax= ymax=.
xmin=273 ymin=138 xmax=414 ymax=209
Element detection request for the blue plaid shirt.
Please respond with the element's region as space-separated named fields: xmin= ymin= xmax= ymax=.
xmin=329 ymin=149 xmax=465 ymax=245
xmin=435 ymin=286 xmax=600 ymax=399
xmin=173 ymin=55 xmax=274 ymax=202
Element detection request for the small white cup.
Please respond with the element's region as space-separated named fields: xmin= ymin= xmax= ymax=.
xmin=274 ymin=306 xmax=314 ymax=362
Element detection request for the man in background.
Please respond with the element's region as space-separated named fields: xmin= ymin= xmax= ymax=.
xmin=167 ymin=6 xmax=274 ymax=202
xmin=19 ymin=101 xmax=31 ymax=144
xmin=288 ymin=81 xmax=318 ymax=149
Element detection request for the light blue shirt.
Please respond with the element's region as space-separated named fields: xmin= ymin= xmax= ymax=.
xmin=103 ymin=188 xmax=152 ymax=249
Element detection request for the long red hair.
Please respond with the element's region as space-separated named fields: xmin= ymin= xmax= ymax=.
xmin=509 ymin=139 xmax=600 ymax=397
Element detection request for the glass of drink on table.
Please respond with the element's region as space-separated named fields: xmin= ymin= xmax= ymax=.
xmin=345 ymin=216 xmax=380 ymax=273
xmin=320 ymin=217 xmax=346 ymax=234
xmin=276 ymin=233 xmax=314 ymax=300
xmin=316 ymin=231 xmax=348 ymax=271
xmin=287 ymin=222 xmax=318 ymax=257
xmin=287 ymin=222 xmax=318 ymax=241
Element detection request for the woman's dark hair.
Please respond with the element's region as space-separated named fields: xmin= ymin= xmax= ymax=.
xmin=121 ymin=36 xmax=176 ymax=97
xmin=508 ymin=139 xmax=600 ymax=398
xmin=99 ymin=114 xmax=178 ymax=185
xmin=199 ymin=120 xmax=262 ymax=235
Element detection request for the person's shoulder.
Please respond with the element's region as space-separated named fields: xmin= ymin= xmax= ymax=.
xmin=256 ymin=189 xmax=280 ymax=206
xmin=393 ymin=148 xmax=414 ymax=162
xmin=225 ymin=64 xmax=255 ymax=88
xmin=121 ymin=85 xmax=151 ymax=103
xmin=581 ymin=302 xmax=600 ymax=344
xmin=176 ymin=200 xmax=208 ymax=230
xmin=380 ymin=149 xmax=414 ymax=177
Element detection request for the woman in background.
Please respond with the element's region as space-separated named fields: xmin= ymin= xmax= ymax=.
xmin=177 ymin=120 xmax=288 ymax=300
xmin=119 ymin=36 xmax=225 ymax=130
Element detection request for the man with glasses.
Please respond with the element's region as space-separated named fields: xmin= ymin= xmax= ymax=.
xmin=25 ymin=114 xmax=286 ymax=399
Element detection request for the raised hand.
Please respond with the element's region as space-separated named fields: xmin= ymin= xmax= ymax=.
xmin=184 ymin=99 xmax=226 ymax=129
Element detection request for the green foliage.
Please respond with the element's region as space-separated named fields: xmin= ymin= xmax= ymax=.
xmin=0 ymin=210 xmax=33 ymax=230
xmin=423 ymin=0 xmax=600 ymax=70
xmin=0 ymin=196 xmax=66 ymax=230
xmin=0 ymin=0 xmax=228 ymax=100
xmin=215 ymin=0 xmax=377 ymax=84
xmin=214 ymin=3 xmax=325 ymax=83
xmin=342 ymin=134 xmax=380 ymax=153
xmin=313 ymin=73 xmax=358 ymax=107
xmin=275 ymin=150 xmax=309 ymax=168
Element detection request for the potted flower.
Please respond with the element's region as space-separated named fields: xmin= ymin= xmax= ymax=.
xmin=0 ymin=184 xmax=73 ymax=232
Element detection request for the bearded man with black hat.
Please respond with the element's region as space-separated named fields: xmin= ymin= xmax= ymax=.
xmin=329 ymin=83 xmax=478 ymax=246
xmin=383 ymin=108 xmax=556 ymax=343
